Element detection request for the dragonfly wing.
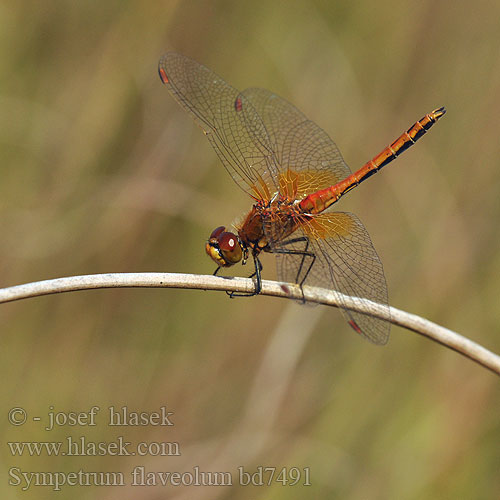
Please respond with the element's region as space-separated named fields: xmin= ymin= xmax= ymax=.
xmin=241 ymin=87 xmax=352 ymax=197
xmin=273 ymin=211 xmax=390 ymax=345
xmin=159 ymin=53 xmax=279 ymax=198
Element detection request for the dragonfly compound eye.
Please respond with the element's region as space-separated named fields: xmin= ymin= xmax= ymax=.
xmin=209 ymin=226 xmax=226 ymax=240
xmin=218 ymin=231 xmax=243 ymax=264
xmin=205 ymin=229 xmax=242 ymax=267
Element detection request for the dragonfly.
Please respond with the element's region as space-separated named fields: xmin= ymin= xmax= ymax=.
xmin=158 ymin=52 xmax=445 ymax=345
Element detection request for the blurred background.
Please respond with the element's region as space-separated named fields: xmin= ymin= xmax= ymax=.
xmin=1 ymin=0 xmax=499 ymax=498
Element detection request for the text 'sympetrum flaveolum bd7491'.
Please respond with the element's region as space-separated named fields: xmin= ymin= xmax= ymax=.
xmin=158 ymin=52 xmax=446 ymax=345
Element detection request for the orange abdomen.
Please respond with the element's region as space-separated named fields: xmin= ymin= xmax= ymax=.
xmin=299 ymin=107 xmax=446 ymax=214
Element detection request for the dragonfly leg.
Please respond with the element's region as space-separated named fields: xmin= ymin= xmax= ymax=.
xmin=274 ymin=236 xmax=316 ymax=302
xmin=227 ymin=254 xmax=262 ymax=298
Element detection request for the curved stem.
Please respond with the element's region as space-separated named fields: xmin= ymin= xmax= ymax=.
xmin=1 ymin=272 xmax=499 ymax=376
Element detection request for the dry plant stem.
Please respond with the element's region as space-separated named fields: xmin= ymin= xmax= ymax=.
xmin=0 ymin=272 xmax=499 ymax=376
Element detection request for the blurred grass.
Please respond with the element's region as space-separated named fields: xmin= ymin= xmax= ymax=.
xmin=1 ymin=0 xmax=500 ymax=498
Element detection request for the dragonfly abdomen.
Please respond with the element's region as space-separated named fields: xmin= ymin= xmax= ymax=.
xmin=299 ymin=107 xmax=446 ymax=214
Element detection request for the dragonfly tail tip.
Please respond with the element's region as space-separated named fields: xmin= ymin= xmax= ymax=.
xmin=432 ymin=106 xmax=446 ymax=120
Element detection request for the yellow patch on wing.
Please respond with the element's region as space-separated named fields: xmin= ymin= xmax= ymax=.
xmin=301 ymin=212 xmax=356 ymax=240
xmin=278 ymin=168 xmax=341 ymax=200
xmin=249 ymin=174 xmax=272 ymax=200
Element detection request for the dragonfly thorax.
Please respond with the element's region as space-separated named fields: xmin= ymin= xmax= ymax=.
xmin=238 ymin=198 xmax=301 ymax=250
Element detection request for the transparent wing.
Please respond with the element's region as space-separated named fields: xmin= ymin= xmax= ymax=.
xmin=241 ymin=87 xmax=352 ymax=197
xmin=158 ymin=53 xmax=279 ymax=199
xmin=273 ymin=211 xmax=390 ymax=345
xmin=159 ymin=54 xmax=353 ymax=200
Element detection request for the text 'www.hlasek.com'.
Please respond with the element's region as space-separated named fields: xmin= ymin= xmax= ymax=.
xmin=6 ymin=405 xmax=311 ymax=491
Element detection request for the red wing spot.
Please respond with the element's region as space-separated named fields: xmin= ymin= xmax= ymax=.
xmin=234 ymin=97 xmax=243 ymax=112
xmin=348 ymin=320 xmax=363 ymax=335
xmin=158 ymin=67 xmax=169 ymax=84
xmin=280 ymin=284 xmax=291 ymax=294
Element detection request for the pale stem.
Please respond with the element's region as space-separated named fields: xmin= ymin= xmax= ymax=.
xmin=0 ymin=273 xmax=498 ymax=376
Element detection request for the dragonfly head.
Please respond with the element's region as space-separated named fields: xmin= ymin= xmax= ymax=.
xmin=206 ymin=226 xmax=245 ymax=267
